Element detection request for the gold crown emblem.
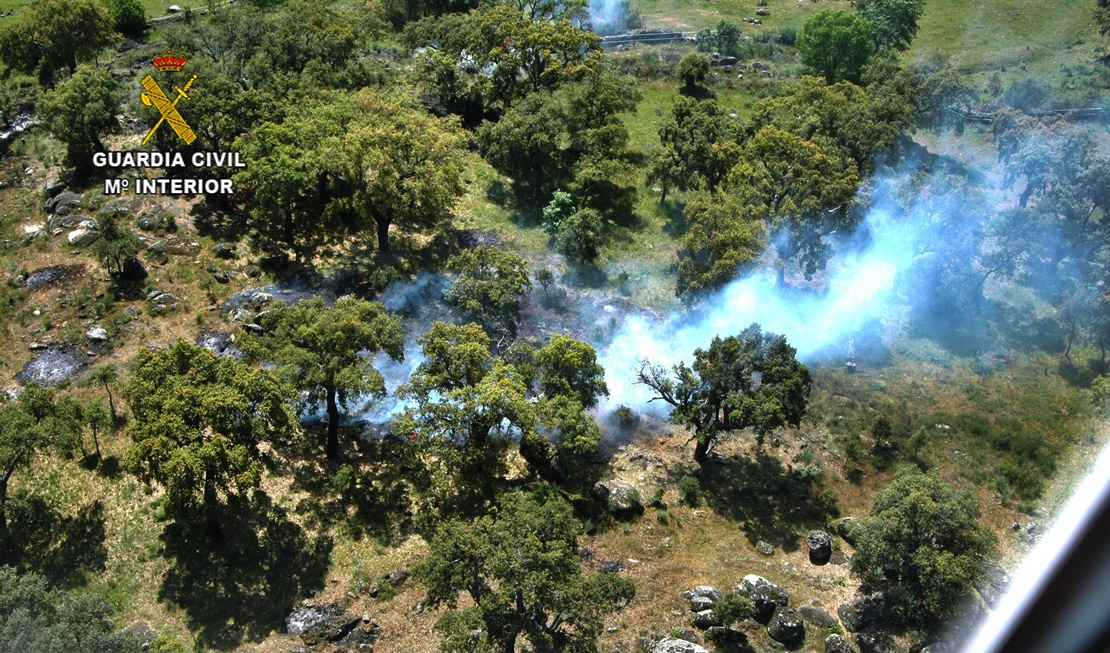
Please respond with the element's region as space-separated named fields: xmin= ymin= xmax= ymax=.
xmin=152 ymin=50 xmax=187 ymax=72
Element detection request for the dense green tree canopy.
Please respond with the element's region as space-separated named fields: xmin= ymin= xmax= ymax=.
xmin=638 ymin=324 xmax=812 ymax=463
xmin=123 ymin=341 xmax=297 ymax=532
xmin=0 ymin=403 xmax=39 ymax=536
xmin=648 ymin=97 xmax=744 ymax=201
xmin=416 ymin=489 xmax=635 ymax=653
xmin=850 ymin=468 xmax=996 ymax=627
xmin=676 ymin=194 xmax=766 ymax=301
xmin=750 ymin=75 xmax=910 ymax=175
xmin=37 ymin=65 xmax=121 ymax=168
xmin=244 ymin=297 xmax=405 ymax=459
xmin=853 ymin=0 xmax=925 ymax=50
xmin=726 ymin=126 xmax=860 ymax=284
xmin=0 ymin=569 xmax=132 ymax=653
xmin=90 ymin=210 xmax=139 ymax=278
xmin=676 ymin=52 xmax=712 ymax=98
xmin=0 ymin=0 xmax=115 ymax=85
xmin=797 ymin=9 xmax=875 ymax=84
xmin=445 ymin=247 xmax=533 ymax=340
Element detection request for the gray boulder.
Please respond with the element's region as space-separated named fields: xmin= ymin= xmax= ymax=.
xmin=212 ymin=243 xmax=237 ymax=259
xmin=162 ymin=235 xmax=201 ymax=256
xmin=592 ymin=480 xmax=643 ymax=516
xmin=826 ymin=633 xmax=856 ymax=653
xmin=856 ymin=629 xmax=897 ymax=653
xmin=688 ymin=596 xmax=714 ymax=612
xmin=808 ymin=530 xmax=833 ymax=564
xmin=653 ymin=638 xmax=709 ymax=653
xmin=692 ymin=609 xmax=721 ymax=629
xmin=85 ymin=327 xmax=109 ymax=343
xmin=285 ymin=602 xmax=361 ymax=648
xmin=67 ymin=228 xmax=100 ymax=247
xmin=756 ymin=540 xmax=775 ymax=556
xmin=834 ymin=517 xmax=860 ymax=545
xmin=736 ymin=574 xmax=789 ymax=623
xmin=45 ymin=191 xmax=82 ymax=215
xmin=799 ymin=605 xmax=838 ymax=628
xmin=768 ymin=606 xmax=805 ymax=645
xmin=682 ymin=585 xmax=722 ymax=604
xmin=838 ymin=596 xmax=881 ymax=633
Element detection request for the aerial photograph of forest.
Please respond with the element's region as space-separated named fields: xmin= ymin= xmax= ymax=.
xmin=1 ymin=0 xmax=1109 ymax=651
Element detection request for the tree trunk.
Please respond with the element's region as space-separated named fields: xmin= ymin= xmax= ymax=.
xmin=103 ymin=381 xmax=116 ymax=423
xmin=92 ymin=423 xmax=102 ymax=461
xmin=693 ymin=438 xmax=709 ymax=465
xmin=776 ymin=264 xmax=786 ymax=289
xmin=1019 ymin=182 xmax=1034 ymax=208
xmin=284 ymin=208 xmax=295 ymax=252
xmin=503 ymin=632 xmax=518 ymax=653
xmin=326 ymin=385 xmax=340 ymax=459
xmin=203 ymin=467 xmax=222 ymax=540
xmin=376 ymin=217 xmax=391 ymax=256
xmin=0 ymin=477 xmax=8 ymax=534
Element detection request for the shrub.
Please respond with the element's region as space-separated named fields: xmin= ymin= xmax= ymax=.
xmin=677 ymin=475 xmax=701 ymax=505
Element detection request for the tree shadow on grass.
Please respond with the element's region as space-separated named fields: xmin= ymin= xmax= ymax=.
xmin=159 ymin=490 xmax=333 ymax=651
xmin=2 ymin=496 xmax=108 ymax=590
xmin=698 ymin=452 xmax=840 ymax=552
xmin=287 ymin=430 xmax=420 ymax=546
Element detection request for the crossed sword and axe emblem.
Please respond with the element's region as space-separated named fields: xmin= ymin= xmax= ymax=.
xmin=140 ymin=73 xmax=198 ymax=146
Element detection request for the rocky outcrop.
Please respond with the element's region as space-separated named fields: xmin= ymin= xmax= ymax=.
xmin=799 ymin=605 xmax=838 ymax=628
xmin=736 ymin=574 xmax=789 ymax=623
xmin=653 ymin=638 xmax=709 ymax=653
xmin=838 ymin=595 xmax=882 ymax=633
xmin=593 ymin=480 xmax=644 ymax=516
xmin=825 ymin=633 xmax=856 ymax=653
xmin=285 ymin=602 xmax=380 ymax=649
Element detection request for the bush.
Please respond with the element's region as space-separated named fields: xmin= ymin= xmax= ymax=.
xmin=677 ymin=475 xmax=701 ymax=505
xmin=105 ymin=0 xmax=146 ymax=37
xmin=555 ymin=208 xmax=603 ymax=264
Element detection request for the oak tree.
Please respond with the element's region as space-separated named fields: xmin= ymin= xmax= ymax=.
xmin=416 ymin=489 xmax=635 ymax=653
xmin=797 ymin=9 xmax=875 ymax=84
xmin=638 ymin=324 xmax=812 ymax=464
xmin=123 ymin=342 xmax=296 ymax=534
xmin=244 ymin=297 xmax=404 ymax=459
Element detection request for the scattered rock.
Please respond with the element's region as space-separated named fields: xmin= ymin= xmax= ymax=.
xmin=85 ymin=327 xmax=109 ymax=343
xmin=162 ymin=235 xmax=201 ymax=256
xmin=213 ymin=272 xmax=229 ymax=284
xmin=705 ymin=626 xmax=745 ymax=644
xmin=167 ymin=4 xmax=181 ymax=10
xmin=243 ymin=263 xmax=262 ymax=278
xmin=692 ymin=609 xmax=721 ymax=629
xmin=808 ymin=530 xmax=833 ymax=565
xmin=672 ymin=629 xmax=700 ymax=644
xmin=45 ymin=191 xmax=82 ymax=215
xmin=834 ymin=517 xmax=859 ymax=546
xmin=599 ymin=560 xmax=624 ymax=574
xmin=211 ymin=242 xmax=237 ymax=259
xmin=825 ymin=633 xmax=856 ymax=653
xmin=756 ymin=7 xmax=770 ymax=15
xmin=137 ymin=215 xmax=162 ymax=231
xmin=768 ymin=606 xmax=805 ymax=645
xmin=683 ymin=586 xmax=723 ymax=604
xmin=975 ymin=558 xmax=1010 ymax=607
xmin=148 ymin=292 xmax=180 ymax=314
xmin=382 ymin=569 xmax=409 ymax=587
xmin=99 ymin=197 xmax=136 ymax=219
xmin=196 ymin=331 xmax=242 ymax=359
xmin=123 ymin=620 xmax=157 ymax=646
xmin=756 ymin=540 xmax=775 ymax=556
xmin=856 ymin=629 xmax=897 ymax=653
xmin=838 ymin=596 xmax=882 ymax=633
xmin=285 ymin=602 xmax=362 ymax=648
xmin=592 ymin=479 xmax=644 ymax=517
xmin=920 ymin=642 xmax=953 ymax=653
xmin=653 ymin=637 xmax=709 ymax=653
xmin=67 ymin=228 xmax=100 ymax=247
xmin=688 ymin=596 xmax=714 ymax=612
xmin=248 ymin=291 xmax=276 ymax=310
xmin=121 ymin=256 xmax=148 ymax=281
xmin=736 ymin=575 xmax=789 ymax=623
xmin=799 ymin=606 xmax=837 ymax=629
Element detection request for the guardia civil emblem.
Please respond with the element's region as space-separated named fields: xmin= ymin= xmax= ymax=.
xmin=140 ymin=50 xmax=198 ymax=146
